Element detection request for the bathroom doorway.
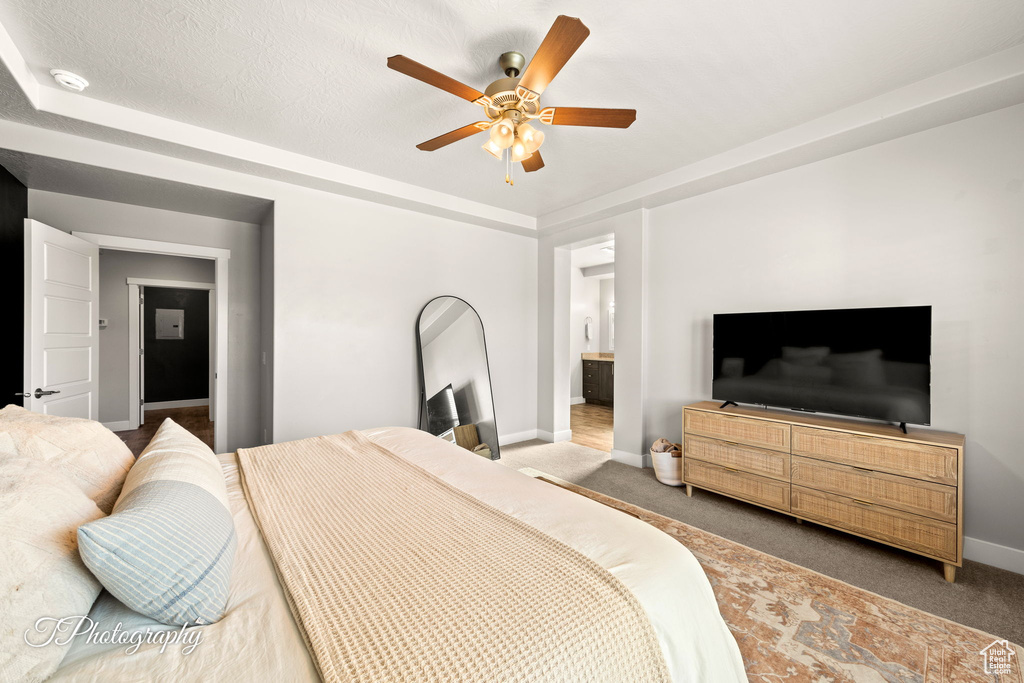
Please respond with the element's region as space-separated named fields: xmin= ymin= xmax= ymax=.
xmin=568 ymin=238 xmax=614 ymax=452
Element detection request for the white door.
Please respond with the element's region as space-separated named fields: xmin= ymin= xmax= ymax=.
xmin=21 ymin=220 xmax=100 ymax=419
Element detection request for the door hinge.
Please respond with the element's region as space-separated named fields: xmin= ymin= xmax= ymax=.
xmin=139 ymin=348 xmax=144 ymax=355
xmin=140 ymin=399 xmax=144 ymax=407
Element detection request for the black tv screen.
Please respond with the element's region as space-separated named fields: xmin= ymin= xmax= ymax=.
xmin=712 ymin=306 xmax=931 ymax=425
xmin=425 ymin=384 xmax=460 ymax=436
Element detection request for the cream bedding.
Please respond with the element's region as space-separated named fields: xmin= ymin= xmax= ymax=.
xmin=51 ymin=428 xmax=745 ymax=682
xmin=49 ymin=452 xmax=318 ymax=682
xmin=368 ymin=428 xmax=746 ymax=682
xmin=238 ymin=430 xmax=672 ymax=682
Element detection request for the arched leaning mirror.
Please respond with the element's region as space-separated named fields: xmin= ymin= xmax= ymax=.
xmin=416 ymin=296 xmax=500 ymax=460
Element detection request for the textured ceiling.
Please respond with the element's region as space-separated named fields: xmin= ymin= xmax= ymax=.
xmin=1 ymin=0 xmax=1023 ymax=216
xmin=0 ymin=148 xmax=272 ymax=224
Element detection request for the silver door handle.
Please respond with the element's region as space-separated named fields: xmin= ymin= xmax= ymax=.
xmin=16 ymin=388 xmax=61 ymax=399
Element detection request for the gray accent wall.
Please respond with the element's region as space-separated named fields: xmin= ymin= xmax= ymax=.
xmin=97 ymin=250 xmax=214 ymax=423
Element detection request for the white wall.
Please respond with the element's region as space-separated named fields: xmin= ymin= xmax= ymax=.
xmin=27 ymin=190 xmax=262 ymax=452
xmin=600 ymin=278 xmax=615 ymax=353
xmin=97 ymin=250 xmax=214 ymax=425
xmin=645 ymin=103 xmax=1024 ymax=556
xmin=569 ymin=258 xmax=601 ymax=401
xmin=271 ymin=187 xmax=537 ymax=445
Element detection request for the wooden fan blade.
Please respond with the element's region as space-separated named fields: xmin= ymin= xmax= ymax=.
xmin=548 ymin=107 xmax=636 ymax=128
xmin=416 ymin=122 xmax=488 ymax=151
xmin=517 ymin=16 xmax=590 ymax=97
xmin=387 ymin=55 xmax=484 ymax=102
xmin=522 ymin=151 xmax=544 ymax=172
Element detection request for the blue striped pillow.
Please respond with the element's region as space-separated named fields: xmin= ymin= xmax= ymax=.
xmin=77 ymin=419 xmax=236 ymax=626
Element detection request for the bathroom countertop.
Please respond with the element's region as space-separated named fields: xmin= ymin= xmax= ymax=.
xmin=582 ymin=353 xmax=614 ymax=362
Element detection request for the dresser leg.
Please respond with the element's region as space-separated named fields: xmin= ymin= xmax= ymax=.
xmin=685 ymin=484 xmax=693 ymax=497
xmin=795 ymin=518 xmax=803 ymax=525
xmin=943 ymin=563 xmax=957 ymax=583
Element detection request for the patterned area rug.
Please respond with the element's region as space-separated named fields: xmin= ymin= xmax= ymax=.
xmin=519 ymin=468 xmax=1023 ymax=683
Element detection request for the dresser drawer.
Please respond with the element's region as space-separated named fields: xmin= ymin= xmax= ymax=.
xmin=583 ymin=384 xmax=599 ymax=398
xmin=792 ymin=427 xmax=957 ymax=484
xmin=684 ymin=410 xmax=790 ymax=452
xmin=685 ymin=435 xmax=790 ymax=481
xmin=584 ymin=369 xmax=598 ymax=383
xmin=684 ymin=458 xmax=791 ymax=512
xmin=791 ymin=486 xmax=957 ymax=561
xmin=791 ymin=456 xmax=956 ymax=523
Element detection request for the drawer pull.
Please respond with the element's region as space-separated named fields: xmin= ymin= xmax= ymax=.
xmin=852 ymin=466 xmax=873 ymax=473
xmin=722 ymin=466 xmax=740 ymax=473
xmin=851 ymin=498 xmax=873 ymax=507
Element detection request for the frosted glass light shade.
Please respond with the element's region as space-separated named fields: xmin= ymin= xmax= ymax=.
xmin=518 ymin=123 xmax=544 ymax=153
xmin=489 ymin=118 xmax=515 ymax=149
xmin=482 ymin=138 xmax=504 ymax=159
xmin=511 ymin=138 xmax=533 ymax=162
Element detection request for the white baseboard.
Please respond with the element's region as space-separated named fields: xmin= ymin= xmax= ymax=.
xmin=611 ymin=449 xmax=650 ymax=468
xmin=498 ymin=429 xmax=538 ymax=446
xmin=102 ymin=420 xmax=130 ymax=432
xmin=145 ymin=398 xmax=209 ymax=411
xmin=964 ymin=536 xmax=1024 ymax=575
xmin=537 ymin=429 xmax=572 ymax=443
xmin=570 ymin=396 xmax=586 ymax=405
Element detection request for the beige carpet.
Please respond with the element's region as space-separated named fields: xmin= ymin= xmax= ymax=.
xmin=500 ymin=439 xmax=1024 ymax=647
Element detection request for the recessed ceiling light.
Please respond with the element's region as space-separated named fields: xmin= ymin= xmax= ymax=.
xmin=50 ymin=69 xmax=89 ymax=92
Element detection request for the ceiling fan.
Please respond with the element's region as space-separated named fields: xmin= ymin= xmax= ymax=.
xmin=387 ymin=15 xmax=636 ymax=185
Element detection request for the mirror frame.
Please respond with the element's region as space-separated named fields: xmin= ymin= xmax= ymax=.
xmin=415 ymin=296 xmax=501 ymax=460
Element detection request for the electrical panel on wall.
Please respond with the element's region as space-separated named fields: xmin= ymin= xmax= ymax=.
xmin=155 ymin=308 xmax=185 ymax=339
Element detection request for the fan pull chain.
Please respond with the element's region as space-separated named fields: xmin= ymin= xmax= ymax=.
xmin=504 ymin=147 xmax=511 ymax=185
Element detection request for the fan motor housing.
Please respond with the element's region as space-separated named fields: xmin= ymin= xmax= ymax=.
xmin=484 ymin=77 xmax=521 ymax=104
xmin=484 ymin=75 xmax=539 ymax=119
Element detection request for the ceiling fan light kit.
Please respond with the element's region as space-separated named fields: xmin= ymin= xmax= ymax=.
xmin=387 ymin=15 xmax=636 ymax=186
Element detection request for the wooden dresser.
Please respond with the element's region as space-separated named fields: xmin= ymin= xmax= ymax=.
xmin=582 ymin=355 xmax=614 ymax=406
xmin=681 ymin=401 xmax=965 ymax=581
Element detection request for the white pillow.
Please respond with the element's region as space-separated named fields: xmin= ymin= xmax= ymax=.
xmin=0 ymin=456 xmax=104 ymax=682
xmin=78 ymin=419 xmax=236 ymax=626
xmin=0 ymin=405 xmax=134 ymax=513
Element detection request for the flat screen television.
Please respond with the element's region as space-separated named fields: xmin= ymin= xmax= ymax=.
xmin=712 ymin=306 xmax=931 ymax=425
xmin=425 ymin=384 xmax=460 ymax=436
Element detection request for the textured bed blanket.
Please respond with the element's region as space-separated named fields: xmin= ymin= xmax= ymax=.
xmin=237 ymin=431 xmax=670 ymax=683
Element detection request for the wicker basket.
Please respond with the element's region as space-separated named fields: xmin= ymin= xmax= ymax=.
xmin=651 ymin=447 xmax=683 ymax=487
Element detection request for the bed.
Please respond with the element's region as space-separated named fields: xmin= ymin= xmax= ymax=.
xmin=3 ymin=408 xmax=744 ymax=682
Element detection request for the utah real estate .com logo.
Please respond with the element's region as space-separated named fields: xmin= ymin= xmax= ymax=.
xmin=980 ymin=639 xmax=1016 ymax=676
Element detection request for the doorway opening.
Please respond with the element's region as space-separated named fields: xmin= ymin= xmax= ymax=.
xmin=76 ymin=231 xmax=231 ymax=454
xmin=568 ymin=237 xmax=614 ymax=452
xmin=117 ymin=276 xmax=216 ymax=455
